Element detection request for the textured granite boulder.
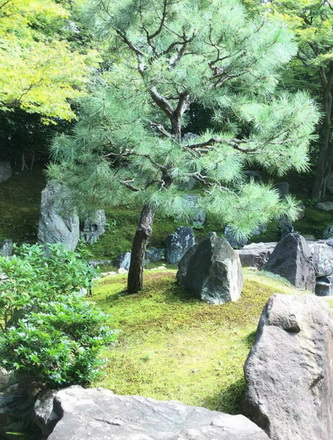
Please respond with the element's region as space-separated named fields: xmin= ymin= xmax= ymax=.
xmin=114 ymin=252 xmax=131 ymax=270
xmin=263 ymin=233 xmax=316 ymax=291
xmin=80 ymin=209 xmax=106 ymax=244
xmin=177 ymin=232 xmax=243 ymax=304
xmin=165 ymin=226 xmax=195 ymax=265
xmin=35 ymin=386 xmax=269 ymax=440
xmin=237 ymin=242 xmax=277 ymax=269
xmin=37 ymin=181 xmax=80 ymax=251
xmin=0 ymin=239 xmax=13 ymax=257
xmin=309 ymin=241 xmax=333 ymax=277
xmin=244 ymin=294 xmax=333 ymax=440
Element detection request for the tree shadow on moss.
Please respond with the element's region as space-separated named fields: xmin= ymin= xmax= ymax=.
xmin=201 ymin=377 xmax=247 ymax=415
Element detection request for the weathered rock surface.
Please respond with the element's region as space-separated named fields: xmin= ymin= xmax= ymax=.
xmin=237 ymin=242 xmax=277 ymax=269
xmin=37 ymin=181 xmax=80 ymax=251
xmin=177 ymin=232 xmax=243 ymax=304
xmin=244 ymin=294 xmax=333 ymax=440
xmin=0 ymin=239 xmax=13 ymax=257
xmin=309 ymin=241 xmax=333 ymax=277
xmin=114 ymin=252 xmax=131 ymax=270
xmin=263 ymin=233 xmax=316 ymax=291
xmin=316 ymin=202 xmax=333 ymax=211
xmin=165 ymin=226 xmax=195 ymax=265
xmin=0 ymin=161 xmax=12 ymax=183
xmin=316 ymin=274 xmax=333 ymax=296
xmin=35 ymin=386 xmax=269 ymax=440
xmin=80 ymin=209 xmax=106 ymax=244
xmin=145 ymin=247 xmax=165 ymax=264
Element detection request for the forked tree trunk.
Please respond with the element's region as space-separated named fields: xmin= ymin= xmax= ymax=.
xmin=127 ymin=204 xmax=154 ymax=293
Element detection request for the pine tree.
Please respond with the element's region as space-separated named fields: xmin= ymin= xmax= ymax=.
xmin=50 ymin=0 xmax=319 ymax=293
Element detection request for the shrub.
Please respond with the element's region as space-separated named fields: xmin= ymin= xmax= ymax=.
xmin=0 ymin=243 xmax=116 ymax=388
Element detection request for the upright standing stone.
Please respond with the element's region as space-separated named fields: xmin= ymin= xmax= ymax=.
xmin=177 ymin=232 xmax=243 ymax=304
xmin=244 ymin=294 xmax=333 ymax=440
xmin=80 ymin=210 xmax=106 ymax=244
xmin=165 ymin=226 xmax=195 ymax=265
xmin=0 ymin=161 xmax=12 ymax=183
xmin=38 ymin=181 xmax=80 ymax=251
xmin=0 ymin=239 xmax=13 ymax=257
xmin=263 ymin=233 xmax=316 ymax=291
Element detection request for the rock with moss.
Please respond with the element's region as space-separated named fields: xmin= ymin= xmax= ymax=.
xmin=177 ymin=232 xmax=243 ymax=304
xmin=244 ymin=294 xmax=333 ymax=440
xmin=37 ymin=181 xmax=80 ymax=251
xmin=80 ymin=209 xmax=106 ymax=244
xmin=35 ymin=386 xmax=269 ymax=440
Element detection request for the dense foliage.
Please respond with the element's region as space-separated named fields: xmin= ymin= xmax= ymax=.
xmin=0 ymin=244 xmax=116 ymax=388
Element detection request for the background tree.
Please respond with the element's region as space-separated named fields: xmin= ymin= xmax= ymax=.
xmin=251 ymin=0 xmax=333 ymax=200
xmin=50 ymin=0 xmax=319 ymax=293
xmin=0 ymin=0 xmax=101 ymax=166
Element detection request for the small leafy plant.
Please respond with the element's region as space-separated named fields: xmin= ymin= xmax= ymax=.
xmin=0 ymin=243 xmax=116 ymax=388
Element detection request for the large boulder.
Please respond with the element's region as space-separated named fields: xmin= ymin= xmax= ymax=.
xmin=237 ymin=242 xmax=277 ymax=269
xmin=309 ymin=241 xmax=333 ymax=277
xmin=165 ymin=226 xmax=195 ymax=265
xmin=177 ymin=232 xmax=243 ymax=304
xmin=263 ymin=233 xmax=316 ymax=291
xmin=80 ymin=209 xmax=106 ymax=244
xmin=244 ymin=294 xmax=333 ymax=440
xmin=0 ymin=161 xmax=12 ymax=183
xmin=37 ymin=181 xmax=80 ymax=251
xmin=35 ymin=386 xmax=269 ymax=440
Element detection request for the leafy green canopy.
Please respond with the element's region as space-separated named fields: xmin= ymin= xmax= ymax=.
xmin=50 ymin=0 xmax=319 ymax=236
xmin=0 ymin=244 xmax=116 ymax=387
xmin=0 ymin=0 xmax=100 ymax=122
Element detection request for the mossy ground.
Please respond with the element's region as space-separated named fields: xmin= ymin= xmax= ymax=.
xmin=91 ymin=269 xmax=309 ymax=414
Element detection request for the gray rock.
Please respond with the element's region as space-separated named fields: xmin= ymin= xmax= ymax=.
xmin=114 ymin=252 xmax=131 ymax=270
xmin=0 ymin=239 xmax=13 ymax=257
xmin=35 ymin=386 xmax=269 ymax=440
xmin=277 ymin=215 xmax=294 ymax=238
xmin=316 ymin=202 xmax=333 ymax=211
xmin=37 ymin=181 xmax=80 ymax=251
xmin=80 ymin=209 xmax=106 ymax=244
xmin=145 ymin=248 xmax=165 ymax=264
xmin=0 ymin=161 xmax=12 ymax=183
xmin=182 ymin=195 xmax=206 ymax=227
xmin=309 ymin=242 xmax=333 ymax=277
xmin=237 ymin=242 xmax=277 ymax=269
xmin=315 ymin=275 xmax=333 ymax=296
xmin=224 ymin=225 xmax=248 ymax=249
xmin=322 ymin=224 xmax=333 ymax=239
xmin=263 ymin=233 xmax=316 ymax=291
xmin=166 ymin=226 xmax=195 ymax=265
xmin=177 ymin=232 xmax=243 ymax=304
xmin=176 ymin=244 xmax=198 ymax=284
xmin=244 ymin=294 xmax=333 ymax=440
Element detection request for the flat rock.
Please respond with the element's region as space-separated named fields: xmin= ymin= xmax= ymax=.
xmin=316 ymin=202 xmax=333 ymax=211
xmin=35 ymin=386 xmax=269 ymax=440
xmin=237 ymin=242 xmax=276 ymax=269
xmin=244 ymin=294 xmax=333 ymax=440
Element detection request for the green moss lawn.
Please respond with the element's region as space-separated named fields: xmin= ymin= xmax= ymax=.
xmin=91 ymin=269 xmax=310 ymax=414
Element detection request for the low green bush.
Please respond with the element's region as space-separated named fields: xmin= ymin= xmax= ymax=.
xmin=0 ymin=243 xmax=116 ymax=388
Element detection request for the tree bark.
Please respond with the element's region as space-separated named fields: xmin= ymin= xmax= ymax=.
xmin=312 ymin=63 xmax=333 ymax=201
xmin=127 ymin=204 xmax=154 ymax=293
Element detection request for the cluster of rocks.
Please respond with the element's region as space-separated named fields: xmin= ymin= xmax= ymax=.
xmin=37 ymin=181 xmax=107 ymax=251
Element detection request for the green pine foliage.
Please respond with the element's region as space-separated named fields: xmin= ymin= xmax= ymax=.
xmin=49 ymin=0 xmax=319 ymax=238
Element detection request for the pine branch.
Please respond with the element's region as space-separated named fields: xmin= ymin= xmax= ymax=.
xmin=186 ymin=137 xmax=259 ymax=154
xmin=149 ymin=86 xmax=174 ymax=118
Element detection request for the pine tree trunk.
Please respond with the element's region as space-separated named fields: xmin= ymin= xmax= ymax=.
xmin=312 ymin=64 xmax=333 ymax=201
xmin=127 ymin=204 xmax=154 ymax=294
